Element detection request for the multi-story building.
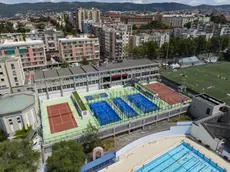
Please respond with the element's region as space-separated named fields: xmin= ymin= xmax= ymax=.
xmin=0 ymin=40 xmax=47 ymax=70
xmin=92 ymin=23 xmax=132 ymax=60
xmin=70 ymin=8 xmax=101 ymax=32
xmin=44 ymin=29 xmax=64 ymax=52
xmin=58 ymin=37 xmax=100 ymax=64
xmin=0 ymin=29 xmax=64 ymax=52
xmin=129 ymin=33 xmax=170 ymax=49
xmin=0 ymin=56 xmax=25 ymax=95
xmin=82 ymin=20 xmax=95 ymax=33
xmin=34 ymin=59 xmax=159 ymax=100
xmin=120 ymin=15 xmax=154 ymax=27
xmin=162 ymin=14 xmax=196 ymax=28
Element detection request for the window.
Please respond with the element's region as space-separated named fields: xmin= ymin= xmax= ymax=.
xmin=0 ymin=72 xmax=3 ymax=75
xmin=11 ymin=64 xmax=15 ymax=69
xmin=12 ymin=71 xmax=16 ymax=76
xmin=8 ymin=119 xmax=13 ymax=125
xmin=1 ymin=79 xmax=4 ymax=82
xmin=206 ymin=108 xmax=211 ymax=115
xmin=14 ymin=77 xmax=18 ymax=82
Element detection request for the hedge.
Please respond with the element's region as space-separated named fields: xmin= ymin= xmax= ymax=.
xmin=73 ymin=91 xmax=87 ymax=111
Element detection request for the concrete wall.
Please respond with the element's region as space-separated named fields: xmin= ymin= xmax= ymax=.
xmin=115 ymin=122 xmax=192 ymax=157
xmin=222 ymin=149 xmax=230 ymax=160
xmin=190 ymin=123 xmax=220 ymax=150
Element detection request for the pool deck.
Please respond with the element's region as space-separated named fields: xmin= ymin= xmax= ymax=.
xmin=41 ymin=97 xmax=98 ymax=143
xmin=102 ymin=136 xmax=230 ymax=172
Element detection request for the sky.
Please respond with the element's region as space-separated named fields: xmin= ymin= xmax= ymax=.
xmin=0 ymin=0 xmax=229 ymax=6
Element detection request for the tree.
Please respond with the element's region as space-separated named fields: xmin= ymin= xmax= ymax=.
xmin=123 ymin=44 xmax=131 ymax=57
xmin=61 ymin=60 xmax=69 ymax=68
xmin=80 ymin=121 xmax=101 ymax=153
xmin=210 ymin=14 xmax=227 ymax=24
xmin=184 ymin=22 xmax=191 ymax=29
xmin=208 ymin=36 xmax=221 ymax=53
xmin=223 ymin=49 xmax=230 ymax=61
xmin=131 ymin=46 xmax=145 ymax=59
xmin=221 ymin=36 xmax=230 ymax=51
xmin=194 ymin=36 xmax=208 ymax=55
xmin=0 ymin=140 xmax=40 ymax=172
xmin=47 ymin=141 xmax=85 ymax=172
xmin=132 ymin=24 xmax=138 ymax=30
xmin=0 ymin=131 xmax=6 ymax=142
xmin=82 ymin=57 xmax=89 ymax=65
xmin=35 ymin=23 xmax=45 ymax=30
xmin=143 ymin=41 xmax=159 ymax=59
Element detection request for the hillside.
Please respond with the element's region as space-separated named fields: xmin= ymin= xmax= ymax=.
xmin=0 ymin=2 xmax=230 ymax=17
xmin=0 ymin=2 xmax=191 ymax=17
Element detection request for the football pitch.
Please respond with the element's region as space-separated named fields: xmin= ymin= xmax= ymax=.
xmin=163 ymin=62 xmax=230 ymax=105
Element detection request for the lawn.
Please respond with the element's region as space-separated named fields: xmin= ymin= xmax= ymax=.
xmin=163 ymin=62 xmax=230 ymax=104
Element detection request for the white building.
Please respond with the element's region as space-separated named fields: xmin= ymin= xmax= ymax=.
xmin=92 ymin=23 xmax=132 ymax=60
xmin=58 ymin=37 xmax=100 ymax=64
xmin=129 ymin=33 xmax=170 ymax=49
xmin=162 ymin=14 xmax=196 ymax=28
xmin=0 ymin=56 xmax=25 ymax=95
xmin=0 ymin=29 xmax=64 ymax=52
xmin=70 ymin=7 xmax=101 ymax=32
xmin=0 ymin=40 xmax=47 ymax=70
xmin=0 ymin=93 xmax=38 ymax=138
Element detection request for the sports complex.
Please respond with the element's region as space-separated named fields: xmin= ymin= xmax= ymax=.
xmin=41 ymin=81 xmax=191 ymax=146
xmin=163 ymin=62 xmax=230 ymax=105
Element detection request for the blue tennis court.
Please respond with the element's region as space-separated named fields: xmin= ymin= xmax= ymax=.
xmin=99 ymin=93 xmax=108 ymax=98
xmin=85 ymin=95 xmax=94 ymax=101
xmin=113 ymin=98 xmax=138 ymax=118
xmin=128 ymin=93 xmax=159 ymax=113
xmin=89 ymin=101 xmax=121 ymax=126
xmin=135 ymin=142 xmax=226 ymax=172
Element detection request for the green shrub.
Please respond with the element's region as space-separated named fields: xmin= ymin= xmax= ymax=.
xmin=73 ymin=91 xmax=87 ymax=111
xmin=14 ymin=125 xmax=32 ymax=139
xmin=0 ymin=131 xmax=7 ymax=142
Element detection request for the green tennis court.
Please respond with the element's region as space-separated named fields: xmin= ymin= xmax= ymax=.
xmin=163 ymin=62 xmax=230 ymax=104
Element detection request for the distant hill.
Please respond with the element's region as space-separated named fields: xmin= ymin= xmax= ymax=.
xmin=0 ymin=1 xmax=229 ymax=17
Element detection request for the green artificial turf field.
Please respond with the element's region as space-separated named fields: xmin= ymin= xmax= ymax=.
xmin=163 ymin=62 xmax=230 ymax=104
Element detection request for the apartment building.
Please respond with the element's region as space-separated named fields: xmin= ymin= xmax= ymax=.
xmin=0 ymin=29 xmax=64 ymax=52
xmin=92 ymin=24 xmax=105 ymax=56
xmin=34 ymin=59 xmax=159 ymax=100
xmin=44 ymin=29 xmax=64 ymax=51
xmin=92 ymin=23 xmax=132 ymax=60
xmin=0 ymin=56 xmax=25 ymax=95
xmin=162 ymin=14 xmax=196 ymax=28
xmin=120 ymin=15 xmax=154 ymax=27
xmin=70 ymin=8 xmax=101 ymax=32
xmin=129 ymin=33 xmax=170 ymax=49
xmin=58 ymin=37 xmax=100 ymax=64
xmin=82 ymin=20 xmax=95 ymax=33
xmin=0 ymin=40 xmax=47 ymax=70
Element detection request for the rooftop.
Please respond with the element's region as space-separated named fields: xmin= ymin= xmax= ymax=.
xmin=0 ymin=93 xmax=35 ymax=115
xmin=0 ymin=40 xmax=43 ymax=48
xmin=58 ymin=37 xmax=97 ymax=42
xmin=96 ymin=59 xmax=157 ymax=72
xmin=34 ymin=59 xmax=158 ymax=80
xmin=0 ymin=56 xmax=20 ymax=63
xmin=195 ymin=94 xmax=225 ymax=106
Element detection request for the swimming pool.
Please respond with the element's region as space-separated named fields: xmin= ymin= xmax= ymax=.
xmin=135 ymin=142 xmax=226 ymax=172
